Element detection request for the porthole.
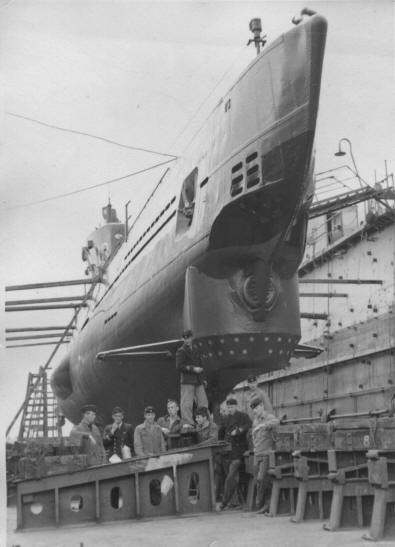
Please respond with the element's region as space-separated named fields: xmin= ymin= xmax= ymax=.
xmin=188 ymin=472 xmax=200 ymax=504
xmin=70 ymin=494 xmax=83 ymax=512
xmin=30 ymin=502 xmax=43 ymax=515
xmin=110 ymin=486 xmax=123 ymax=509
xmin=149 ymin=479 xmax=162 ymax=506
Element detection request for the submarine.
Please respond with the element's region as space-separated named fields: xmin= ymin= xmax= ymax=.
xmin=51 ymin=12 xmax=328 ymax=425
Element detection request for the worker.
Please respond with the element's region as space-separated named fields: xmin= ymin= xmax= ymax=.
xmin=246 ymin=374 xmax=274 ymax=417
xmin=157 ymin=399 xmax=185 ymax=448
xmin=102 ymin=406 xmax=134 ymax=460
xmin=176 ymin=329 xmax=208 ymax=425
xmin=70 ymin=404 xmax=107 ymax=466
xmin=250 ymin=396 xmax=279 ymax=513
xmin=218 ymin=398 xmax=251 ymax=510
xmin=195 ymin=407 xmax=218 ymax=444
xmin=134 ymin=406 xmax=166 ymax=457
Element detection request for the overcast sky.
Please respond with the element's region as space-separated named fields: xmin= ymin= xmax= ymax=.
xmin=0 ymin=0 xmax=393 ymax=440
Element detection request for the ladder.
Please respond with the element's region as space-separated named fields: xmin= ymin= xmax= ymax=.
xmin=18 ymin=369 xmax=62 ymax=440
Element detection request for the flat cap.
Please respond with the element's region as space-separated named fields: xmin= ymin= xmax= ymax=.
xmin=182 ymin=329 xmax=193 ymax=339
xmin=250 ymin=397 xmax=263 ymax=410
xmin=226 ymin=398 xmax=238 ymax=406
xmin=144 ymin=406 xmax=155 ymax=414
xmin=81 ymin=404 xmax=97 ymax=414
xmin=111 ymin=406 xmax=124 ymax=415
xmin=247 ymin=374 xmax=257 ymax=383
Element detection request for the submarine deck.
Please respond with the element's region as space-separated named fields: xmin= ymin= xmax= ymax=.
xmin=6 ymin=505 xmax=388 ymax=547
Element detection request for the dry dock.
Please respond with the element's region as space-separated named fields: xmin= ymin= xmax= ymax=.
xmin=7 ymin=506 xmax=395 ymax=547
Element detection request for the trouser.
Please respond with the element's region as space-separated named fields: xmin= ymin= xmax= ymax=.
xmin=222 ymin=458 xmax=242 ymax=507
xmin=254 ymin=454 xmax=271 ymax=509
xmin=180 ymin=383 xmax=208 ymax=425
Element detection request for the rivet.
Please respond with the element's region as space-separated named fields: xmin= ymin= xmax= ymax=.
xmin=218 ymin=351 xmax=223 ymax=357
xmin=208 ymin=340 xmax=213 ymax=345
xmin=264 ymin=336 xmax=269 ymax=342
xmin=209 ymin=352 xmax=213 ymax=357
xmin=277 ymin=337 xmax=282 ymax=342
xmin=268 ymin=349 xmax=273 ymax=354
xmin=220 ymin=339 xmax=225 ymax=344
xmin=229 ymin=350 xmax=235 ymax=355
xmin=279 ymin=350 xmax=283 ymax=355
xmin=249 ymin=336 xmax=255 ymax=342
xmin=242 ymin=349 xmax=247 ymax=355
xmin=288 ymin=338 xmax=292 ymax=343
xmin=234 ymin=337 xmax=239 ymax=343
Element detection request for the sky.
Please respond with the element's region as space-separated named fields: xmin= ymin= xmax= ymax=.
xmin=0 ymin=0 xmax=393 ymax=442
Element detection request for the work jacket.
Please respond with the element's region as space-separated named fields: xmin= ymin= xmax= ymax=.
xmin=219 ymin=410 xmax=251 ymax=459
xmin=252 ymin=413 xmax=279 ymax=457
xmin=134 ymin=421 xmax=166 ymax=457
xmin=176 ymin=343 xmax=204 ymax=385
xmin=70 ymin=420 xmax=107 ymax=466
xmin=196 ymin=421 xmax=218 ymax=445
xmin=102 ymin=422 xmax=134 ymax=459
xmin=157 ymin=414 xmax=185 ymax=435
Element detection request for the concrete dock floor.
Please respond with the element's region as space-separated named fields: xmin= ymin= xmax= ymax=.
xmin=7 ymin=506 xmax=395 ymax=547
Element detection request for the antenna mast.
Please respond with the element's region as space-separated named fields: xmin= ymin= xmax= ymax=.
xmin=247 ymin=18 xmax=266 ymax=55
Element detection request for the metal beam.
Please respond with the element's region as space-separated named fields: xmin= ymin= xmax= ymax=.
xmin=6 ymin=334 xmax=73 ymax=341
xmin=299 ymin=292 xmax=348 ymax=298
xmin=5 ymin=304 xmax=88 ymax=311
xmin=5 ymin=278 xmax=97 ymax=291
xmin=6 ymin=341 xmax=70 ymax=348
xmin=300 ymin=313 xmax=328 ymax=320
xmin=298 ymin=278 xmax=382 ymax=285
xmin=5 ymin=326 xmax=76 ymax=333
xmin=5 ymin=296 xmax=87 ymax=305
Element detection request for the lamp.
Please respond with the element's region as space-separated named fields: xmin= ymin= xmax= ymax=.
xmin=334 ymin=137 xmax=363 ymax=188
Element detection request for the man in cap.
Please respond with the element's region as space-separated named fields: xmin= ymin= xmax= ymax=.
xmin=134 ymin=406 xmax=166 ymax=457
xmin=195 ymin=406 xmax=218 ymax=445
xmin=250 ymin=396 xmax=279 ymax=513
xmin=157 ymin=399 xmax=186 ymax=449
xmin=246 ymin=374 xmax=274 ymax=418
xmin=218 ymin=398 xmax=251 ymax=510
xmin=176 ymin=329 xmax=208 ymax=425
xmin=70 ymin=404 xmax=107 ymax=466
xmin=103 ymin=406 xmax=134 ymax=460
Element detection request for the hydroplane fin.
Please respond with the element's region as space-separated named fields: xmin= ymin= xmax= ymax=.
xmin=96 ymin=339 xmax=182 ymax=361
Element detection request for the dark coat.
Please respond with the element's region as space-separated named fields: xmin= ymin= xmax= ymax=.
xmin=176 ymin=343 xmax=204 ymax=385
xmin=103 ymin=422 xmax=134 ymax=459
xmin=219 ymin=410 xmax=251 ymax=459
xmin=70 ymin=421 xmax=107 ymax=466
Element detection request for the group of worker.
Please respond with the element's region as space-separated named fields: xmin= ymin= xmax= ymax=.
xmin=70 ymin=329 xmax=279 ymax=513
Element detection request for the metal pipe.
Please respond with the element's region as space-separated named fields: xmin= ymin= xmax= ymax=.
xmin=5 ymin=278 xmax=97 ymax=291
xmin=6 ymin=334 xmax=73 ymax=341
xmin=6 ymin=326 xmax=76 ymax=332
xmin=299 ymin=293 xmax=348 ymax=298
xmin=5 ymin=304 xmax=88 ymax=311
xmin=299 ymin=278 xmax=383 ymax=285
xmin=6 ymin=341 xmax=70 ymax=348
xmin=300 ymin=313 xmax=328 ymax=320
xmin=5 ymin=296 xmax=87 ymax=305
xmin=328 ymin=409 xmax=388 ymax=421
